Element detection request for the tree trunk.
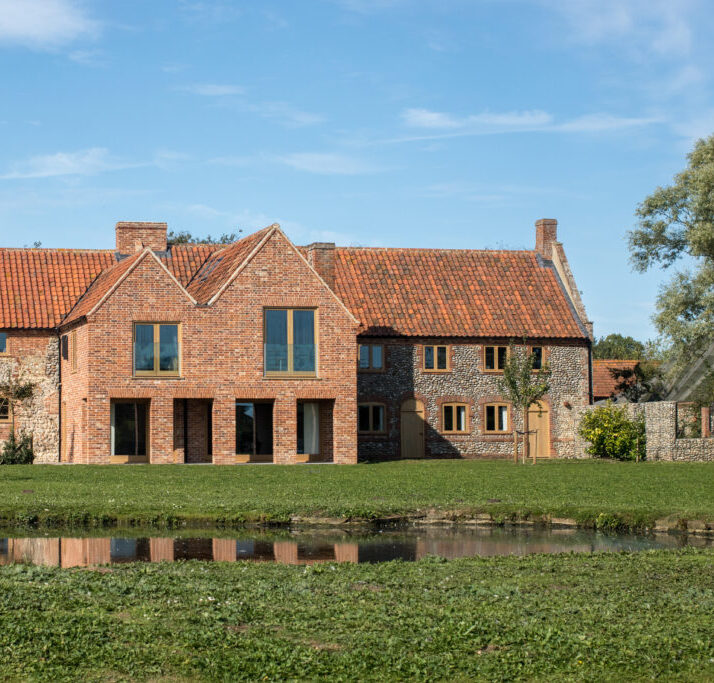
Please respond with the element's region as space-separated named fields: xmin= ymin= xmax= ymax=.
xmin=524 ymin=406 xmax=533 ymax=465
xmin=513 ymin=427 xmax=518 ymax=463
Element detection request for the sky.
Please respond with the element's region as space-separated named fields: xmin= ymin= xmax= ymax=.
xmin=1 ymin=0 xmax=713 ymax=341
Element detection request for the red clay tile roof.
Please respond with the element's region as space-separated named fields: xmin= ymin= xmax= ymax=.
xmin=162 ymin=244 xmax=224 ymax=287
xmin=186 ymin=226 xmax=274 ymax=304
xmin=62 ymin=250 xmax=148 ymax=326
xmin=0 ymin=249 xmax=115 ymax=329
xmin=333 ymin=247 xmax=587 ymax=338
xmin=592 ymin=359 xmax=640 ymax=400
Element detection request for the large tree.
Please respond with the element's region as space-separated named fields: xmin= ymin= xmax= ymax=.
xmin=592 ymin=333 xmax=646 ymax=360
xmin=628 ymin=134 xmax=714 ymax=379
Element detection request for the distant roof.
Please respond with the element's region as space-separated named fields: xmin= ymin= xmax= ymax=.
xmin=592 ymin=359 xmax=640 ymax=400
xmin=333 ymin=247 xmax=587 ymax=338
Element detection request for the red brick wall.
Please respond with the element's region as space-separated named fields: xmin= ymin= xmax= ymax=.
xmin=61 ymin=231 xmax=358 ymax=464
xmin=115 ymin=222 xmax=167 ymax=253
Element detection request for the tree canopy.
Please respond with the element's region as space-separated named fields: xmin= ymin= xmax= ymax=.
xmin=628 ymin=134 xmax=714 ymax=376
xmin=592 ymin=333 xmax=646 ymax=360
xmin=167 ymin=230 xmax=240 ymax=246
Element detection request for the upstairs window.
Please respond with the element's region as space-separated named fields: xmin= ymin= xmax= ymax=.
xmin=70 ymin=330 xmax=77 ymax=372
xmin=358 ymin=403 xmax=386 ymax=433
xmin=442 ymin=403 xmax=468 ymax=433
xmin=484 ymin=403 xmax=509 ymax=433
xmin=134 ymin=323 xmax=180 ymax=376
xmin=0 ymin=332 xmax=6 ymax=354
xmin=424 ymin=345 xmax=449 ymax=371
xmin=264 ymin=309 xmax=316 ymax=376
xmin=484 ymin=346 xmax=508 ymax=372
xmin=358 ymin=344 xmax=384 ymax=371
xmin=531 ymin=346 xmax=543 ymax=370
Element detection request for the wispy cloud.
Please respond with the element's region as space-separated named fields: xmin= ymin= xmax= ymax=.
xmin=0 ymin=0 xmax=99 ymax=50
xmin=403 ymin=108 xmax=553 ymax=130
xmin=277 ymin=152 xmax=386 ymax=175
xmin=333 ymin=0 xmax=406 ymax=14
xmin=246 ymin=102 xmax=325 ymax=127
xmin=177 ymin=83 xmax=244 ymax=96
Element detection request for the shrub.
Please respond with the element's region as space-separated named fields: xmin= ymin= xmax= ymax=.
xmin=0 ymin=431 xmax=34 ymax=464
xmin=578 ymin=402 xmax=646 ymax=461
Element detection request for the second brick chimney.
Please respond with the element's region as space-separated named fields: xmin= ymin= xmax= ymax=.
xmin=535 ymin=218 xmax=557 ymax=259
xmin=116 ymin=221 xmax=168 ymax=254
xmin=306 ymin=242 xmax=336 ymax=289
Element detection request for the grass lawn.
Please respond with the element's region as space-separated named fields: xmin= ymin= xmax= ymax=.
xmin=1 ymin=459 xmax=713 ymax=529
xmin=0 ymin=549 xmax=712 ymax=681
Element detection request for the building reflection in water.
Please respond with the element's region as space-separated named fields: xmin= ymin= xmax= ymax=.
xmin=0 ymin=527 xmax=698 ymax=568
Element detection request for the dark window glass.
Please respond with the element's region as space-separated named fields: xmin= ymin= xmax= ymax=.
xmin=293 ymin=310 xmax=315 ymax=373
xmin=485 ymin=346 xmax=495 ymax=370
xmin=437 ymin=346 xmax=447 ymax=369
xmin=159 ymin=325 xmax=179 ymax=371
xmin=0 ymin=398 xmax=9 ymax=421
xmin=358 ymin=345 xmax=370 ymax=369
xmin=444 ymin=405 xmax=454 ymax=432
xmin=236 ymin=402 xmax=255 ymax=454
xmin=0 ymin=333 xmax=5 ymax=353
xmin=113 ymin=402 xmax=147 ymax=456
xmin=265 ymin=310 xmax=288 ymax=372
xmin=485 ymin=405 xmax=495 ymax=432
xmin=134 ymin=325 xmax=154 ymax=372
xmin=424 ymin=346 xmax=434 ymax=369
xmin=497 ymin=347 xmax=507 ymax=370
xmin=358 ymin=405 xmax=371 ymax=431
xmin=532 ymin=347 xmax=543 ymax=370
xmin=61 ymin=335 xmax=68 ymax=360
xmin=372 ymin=346 xmax=383 ymax=369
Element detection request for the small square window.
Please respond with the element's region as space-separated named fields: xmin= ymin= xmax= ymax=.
xmin=484 ymin=404 xmax=509 ymax=433
xmin=358 ymin=344 xmax=384 ymax=371
xmin=358 ymin=403 xmax=386 ymax=433
xmin=484 ymin=346 xmax=508 ymax=371
xmin=442 ymin=403 xmax=467 ymax=433
xmin=134 ymin=323 xmax=180 ymax=376
xmin=0 ymin=332 xmax=6 ymax=354
xmin=0 ymin=397 xmax=10 ymax=422
xmin=424 ymin=345 xmax=449 ymax=371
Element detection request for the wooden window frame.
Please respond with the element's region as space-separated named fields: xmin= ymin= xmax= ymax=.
xmin=0 ymin=332 xmax=7 ymax=355
xmin=441 ymin=403 xmax=469 ymax=434
xmin=263 ymin=308 xmax=318 ymax=378
xmin=483 ymin=402 xmax=511 ymax=434
xmin=528 ymin=345 xmax=547 ymax=372
xmin=133 ymin=323 xmax=182 ymax=378
xmin=423 ymin=344 xmax=450 ymax=372
xmin=483 ymin=345 xmax=509 ymax=373
xmin=358 ymin=402 xmax=387 ymax=434
xmin=358 ymin=344 xmax=385 ymax=372
xmin=0 ymin=396 xmax=11 ymax=423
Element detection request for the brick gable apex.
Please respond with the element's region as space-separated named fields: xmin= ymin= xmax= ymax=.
xmin=61 ymin=247 xmax=196 ymax=327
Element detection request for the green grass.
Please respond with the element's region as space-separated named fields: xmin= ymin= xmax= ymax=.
xmin=1 ymin=460 xmax=713 ymax=530
xmin=0 ymin=549 xmax=712 ymax=681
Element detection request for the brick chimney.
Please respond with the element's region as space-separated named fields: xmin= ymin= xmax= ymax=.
xmin=116 ymin=221 xmax=168 ymax=254
xmin=306 ymin=242 xmax=336 ymax=289
xmin=535 ymin=218 xmax=557 ymax=259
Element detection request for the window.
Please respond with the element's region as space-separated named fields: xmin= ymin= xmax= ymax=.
xmin=0 ymin=397 xmax=10 ymax=422
xmin=297 ymin=402 xmax=320 ymax=454
xmin=530 ymin=346 xmax=543 ymax=370
xmin=264 ymin=309 xmax=316 ymax=376
xmin=358 ymin=344 xmax=384 ymax=371
xmin=134 ymin=323 xmax=180 ymax=376
xmin=423 ymin=345 xmax=449 ymax=371
xmin=442 ymin=403 xmax=468 ymax=433
xmin=111 ymin=401 xmax=148 ymax=457
xmin=236 ymin=401 xmax=273 ymax=458
xmin=484 ymin=346 xmax=508 ymax=372
xmin=484 ymin=403 xmax=510 ymax=433
xmin=358 ymin=403 xmax=386 ymax=433
xmin=70 ymin=330 xmax=77 ymax=372
xmin=0 ymin=332 xmax=6 ymax=354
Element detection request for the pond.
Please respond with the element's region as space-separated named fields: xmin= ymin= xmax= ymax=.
xmin=0 ymin=526 xmax=709 ymax=567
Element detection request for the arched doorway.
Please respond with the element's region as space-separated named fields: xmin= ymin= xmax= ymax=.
xmin=527 ymin=401 xmax=551 ymax=458
xmin=400 ymin=399 xmax=425 ymax=459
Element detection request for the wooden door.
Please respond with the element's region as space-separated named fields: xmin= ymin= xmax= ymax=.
xmin=528 ymin=402 xmax=551 ymax=458
xmin=400 ymin=399 xmax=425 ymax=459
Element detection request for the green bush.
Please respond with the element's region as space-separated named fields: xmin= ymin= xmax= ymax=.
xmin=578 ymin=402 xmax=646 ymax=461
xmin=0 ymin=431 xmax=34 ymax=465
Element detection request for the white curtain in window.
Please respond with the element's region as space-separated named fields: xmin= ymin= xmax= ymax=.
xmin=303 ymin=402 xmax=320 ymax=454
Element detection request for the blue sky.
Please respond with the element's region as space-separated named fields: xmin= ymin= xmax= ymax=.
xmin=1 ymin=0 xmax=713 ymax=341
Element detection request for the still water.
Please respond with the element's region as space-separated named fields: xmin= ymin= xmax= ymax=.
xmin=0 ymin=526 xmax=708 ymax=568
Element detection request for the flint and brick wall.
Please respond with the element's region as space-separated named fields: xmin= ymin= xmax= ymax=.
xmin=573 ymin=401 xmax=714 ymax=462
xmin=0 ymin=331 xmax=59 ymax=462
xmin=357 ymin=339 xmax=590 ymax=460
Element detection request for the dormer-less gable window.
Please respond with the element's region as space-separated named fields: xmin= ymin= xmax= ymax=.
xmin=134 ymin=323 xmax=180 ymax=376
xmin=264 ymin=309 xmax=317 ymax=376
xmin=0 ymin=332 xmax=7 ymax=354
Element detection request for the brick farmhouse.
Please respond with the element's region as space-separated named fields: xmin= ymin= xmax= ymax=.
xmin=0 ymin=218 xmax=592 ymax=464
